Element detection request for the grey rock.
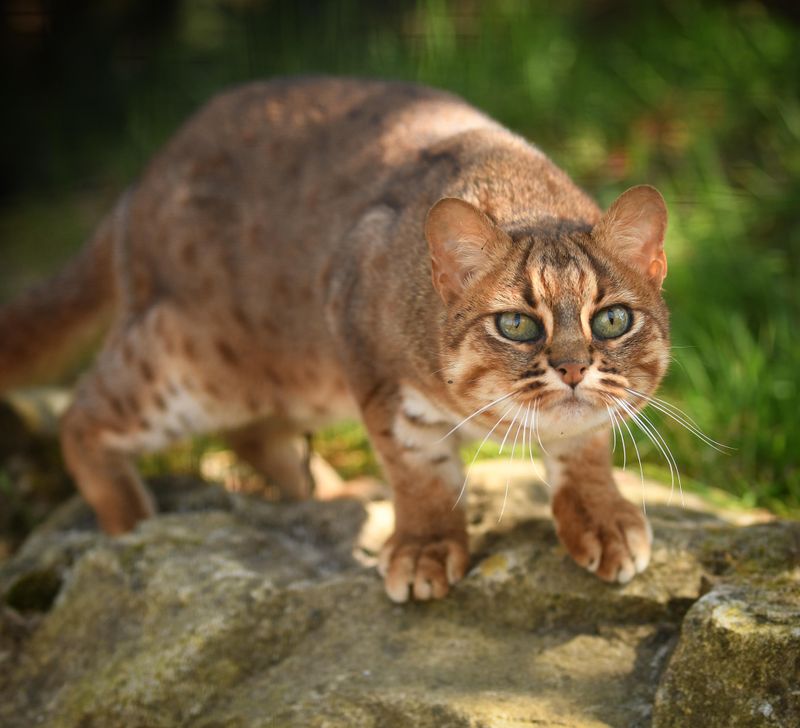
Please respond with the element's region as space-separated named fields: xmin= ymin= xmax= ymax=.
xmin=0 ymin=461 xmax=797 ymax=727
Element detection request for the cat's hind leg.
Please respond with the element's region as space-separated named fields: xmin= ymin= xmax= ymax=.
xmin=60 ymin=304 xmax=235 ymax=533
xmin=227 ymin=418 xmax=314 ymax=501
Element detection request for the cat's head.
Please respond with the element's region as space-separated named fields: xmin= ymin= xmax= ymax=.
xmin=425 ymin=185 xmax=669 ymax=441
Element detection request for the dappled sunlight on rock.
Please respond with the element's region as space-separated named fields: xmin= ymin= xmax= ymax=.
xmin=0 ymin=459 xmax=797 ymax=726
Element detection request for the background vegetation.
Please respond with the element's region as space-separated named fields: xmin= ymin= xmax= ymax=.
xmin=1 ymin=0 xmax=798 ymax=515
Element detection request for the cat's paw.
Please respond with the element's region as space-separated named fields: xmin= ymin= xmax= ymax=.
xmin=378 ymin=532 xmax=470 ymax=603
xmin=552 ymin=486 xmax=652 ymax=584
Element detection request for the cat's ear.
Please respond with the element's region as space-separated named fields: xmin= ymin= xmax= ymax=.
xmin=425 ymin=198 xmax=511 ymax=303
xmin=593 ymin=185 xmax=668 ymax=287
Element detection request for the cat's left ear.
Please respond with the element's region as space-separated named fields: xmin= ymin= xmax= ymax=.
xmin=593 ymin=185 xmax=668 ymax=287
xmin=425 ymin=197 xmax=511 ymax=303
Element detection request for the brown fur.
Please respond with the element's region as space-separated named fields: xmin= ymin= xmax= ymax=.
xmin=0 ymin=77 xmax=670 ymax=601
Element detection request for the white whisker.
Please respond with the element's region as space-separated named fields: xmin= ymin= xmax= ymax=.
xmin=607 ymin=404 xmax=617 ymax=454
xmin=606 ymin=396 xmax=646 ymax=514
xmin=606 ymin=395 xmax=628 ymax=470
xmin=616 ymin=396 xmax=684 ymax=508
xmin=533 ymin=399 xmax=549 ymax=456
xmin=624 ymin=387 xmax=732 ymax=454
xmin=452 ymin=401 xmax=516 ymax=510
xmin=499 ymin=406 xmax=526 ymax=523
xmin=498 ymin=402 xmax=524 ymax=454
xmin=437 ymin=390 xmax=517 ymax=443
xmin=608 ymin=404 xmax=628 ymax=471
xmin=526 ymin=401 xmax=552 ymax=489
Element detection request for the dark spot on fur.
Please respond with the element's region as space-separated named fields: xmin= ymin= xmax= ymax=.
xmin=204 ymin=381 xmax=221 ymax=398
xmin=183 ymin=338 xmax=197 ymax=359
xmin=372 ymin=194 xmax=403 ymax=213
xmin=125 ymin=394 xmax=138 ymax=412
xmin=378 ymin=428 xmax=392 ymax=438
xmin=522 ymin=280 xmax=536 ymax=309
xmin=430 ymin=454 xmax=450 ymax=465
xmin=594 ymin=285 xmax=606 ymax=304
xmin=319 ymin=262 xmax=334 ymax=293
xmin=403 ymin=410 xmax=445 ymax=428
xmin=261 ymin=316 xmax=278 ymax=335
xmin=153 ymin=392 xmax=167 ymax=411
xmin=524 ymin=381 xmax=545 ymax=392
xmin=122 ymin=342 xmax=134 ymax=365
xmin=138 ymin=416 xmax=151 ymax=430
xmin=108 ymin=397 xmax=124 ymax=417
xmin=245 ymin=395 xmax=259 ymax=413
xmin=153 ymin=310 xmax=166 ymax=337
xmin=140 ymin=361 xmax=155 ymax=383
xmin=638 ymin=359 xmax=661 ymax=377
xmin=215 ymin=340 xmax=240 ymax=367
xmin=231 ymin=306 xmax=253 ymax=332
xmin=520 ymin=368 xmax=544 ymax=379
xmin=460 ymin=364 xmax=491 ymax=388
xmin=419 ymin=149 xmax=461 ymax=173
xmin=360 ymin=380 xmax=387 ymax=413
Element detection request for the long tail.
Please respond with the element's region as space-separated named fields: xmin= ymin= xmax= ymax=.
xmin=0 ymin=199 xmax=122 ymax=392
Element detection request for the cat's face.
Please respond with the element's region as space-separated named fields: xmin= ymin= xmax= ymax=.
xmin=426 ymin=186 xmax=669 ymax=442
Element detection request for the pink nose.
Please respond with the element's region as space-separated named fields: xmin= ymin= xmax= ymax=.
xmin=556 ymin=362 xmax=587 ymax=388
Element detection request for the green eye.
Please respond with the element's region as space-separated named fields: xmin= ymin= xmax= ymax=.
xmin=496 ymin=312 xmax=543 ymax=342
xmin=591 ymin=305 xmax=632 ymax=339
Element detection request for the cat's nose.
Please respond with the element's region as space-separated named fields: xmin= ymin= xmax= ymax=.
xmin=553 ymin=361 xmax=587 ymax=388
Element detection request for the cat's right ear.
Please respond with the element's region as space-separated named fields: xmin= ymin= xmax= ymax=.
xmin=424 ymin=198 xmax=510 ymax=304
xmin=592 ymin=185 xmax=668 ymax=288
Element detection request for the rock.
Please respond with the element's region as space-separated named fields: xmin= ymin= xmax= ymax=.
xmin=0 ymin=460 xmax=797 ymax=727
xmin=0 ymin=389 xmax=75 ymax=560
xmin=654 ymin=580 xmax=800 ymax=727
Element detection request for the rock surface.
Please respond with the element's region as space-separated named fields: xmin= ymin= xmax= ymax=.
xmin=1 ymin=461 xmax=798 ymax=727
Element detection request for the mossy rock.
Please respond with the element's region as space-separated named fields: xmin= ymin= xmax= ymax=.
xmin=654 ymin=580 xmax=800 ymax=727
xmin=0 ymin=462 xmax=798 ymax=727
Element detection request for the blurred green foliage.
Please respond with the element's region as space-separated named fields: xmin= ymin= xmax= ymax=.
xmin=1 ymin=0 xmax=798 ymax=513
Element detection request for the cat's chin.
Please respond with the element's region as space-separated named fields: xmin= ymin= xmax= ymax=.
xmin=540 ymin=395 xmax=609 ymax=440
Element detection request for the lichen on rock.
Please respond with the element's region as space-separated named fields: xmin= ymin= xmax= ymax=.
xmin=0 ymin=461 xmax=797 ymax=727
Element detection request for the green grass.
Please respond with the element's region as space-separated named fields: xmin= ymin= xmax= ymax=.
xmin=1 ymin=0 xmax=798 ymax=514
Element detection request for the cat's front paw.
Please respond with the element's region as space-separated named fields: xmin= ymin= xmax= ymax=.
xmin=378 ymin=531 xmax=469 ymax=603
xmin=552 ymin=486 xmax=652 ymax=584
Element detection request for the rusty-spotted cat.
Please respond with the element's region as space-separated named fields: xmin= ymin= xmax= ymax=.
xmin=0 ymin=77 xmax=669 ymax=602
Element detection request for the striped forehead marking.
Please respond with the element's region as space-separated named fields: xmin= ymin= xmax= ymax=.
xmin=529 ymin=240 xmax=599 ymax=306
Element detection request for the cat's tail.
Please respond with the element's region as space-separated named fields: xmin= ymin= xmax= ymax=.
xmin=0 ymin=196 xmax=123 ymax=392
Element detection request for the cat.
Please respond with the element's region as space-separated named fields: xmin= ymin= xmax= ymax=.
xmin=0 ymin=77 xmax=669 ymax=602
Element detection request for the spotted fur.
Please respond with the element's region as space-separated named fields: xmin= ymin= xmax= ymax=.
xmin=0 ymin=77 xmax=670 ymax=600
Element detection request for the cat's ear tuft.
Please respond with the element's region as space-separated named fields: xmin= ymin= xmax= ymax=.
xmin=424 ymin=198 xmax=510 ymax=303
xmin=593 ymin=185 xmax=668 ymax=287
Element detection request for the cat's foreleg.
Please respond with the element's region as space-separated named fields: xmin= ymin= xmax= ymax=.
xmin=546 ymin=428 xmax=651 ymax=583
xmin=360 ymin=387 xmax=470 ymax=603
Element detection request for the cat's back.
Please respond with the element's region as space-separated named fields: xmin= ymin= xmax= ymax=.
xmin=138 ymin=76 xmax=501 ymax=209
xmin=117 ymin=77 xmax=517 ymax=312
xmin=121 ymin=77 xmax=596 ymax=323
